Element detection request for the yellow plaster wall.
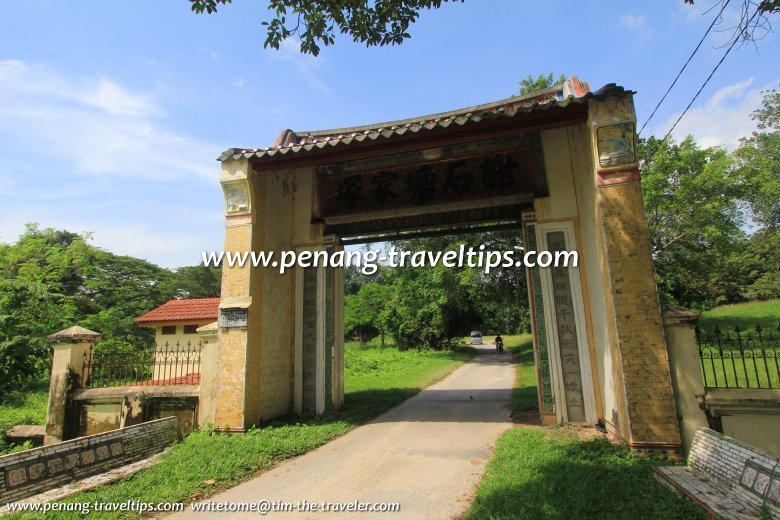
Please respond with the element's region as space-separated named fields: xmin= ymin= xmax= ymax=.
xmin=536 ymin=126 xmax=609 ymax=423
xmin=214 ymin=158 xmax=253 ymax=430
xmin=291 ymin=166 xmax=320 ymax=246
xmin=536 ymin=128 xmax=578 ymax=220
xmin=598 ymin=183 xmax=680 ymax=447
xmin=564 ymin=123 xmax=612 ymax=424
xmin=722 ymin=415 xmax=780 ymax=457
xmin=254 ymin=168 xmax=296 ymax=421
xmin=154 ymin=326 xmax=208 ymax=349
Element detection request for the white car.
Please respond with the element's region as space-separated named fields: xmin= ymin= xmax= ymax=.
xmin=469 ymin=331 xmax=483 ymax=345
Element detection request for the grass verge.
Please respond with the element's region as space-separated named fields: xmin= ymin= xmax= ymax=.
xmin=465 ymin=334 xmax=704 ymax=520
xmin=696 ymin=299 xmax=780 ymax=388
xmin=464 ymin=427 xmax=704 ymax=520
xmin=0 ymin=383 xmax=49 ymax=456
xmin=504 ymin=334 xmax=537 ymax=411
xmin=7 ymin=342 xmax=474 ymax=519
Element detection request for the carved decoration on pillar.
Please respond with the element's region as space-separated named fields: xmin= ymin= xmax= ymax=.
xmin=597 ymin=123 xmax=636 ymax=168
xmin=591 ymin=97 xmax=633 ymax=125
xmin=223 ymin=181 xmax=250 ymax=215
xmin=590 ymin=95 xmax=639 ymax=185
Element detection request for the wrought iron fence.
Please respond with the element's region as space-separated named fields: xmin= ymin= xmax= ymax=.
xmin=82 ymin=341 xmax=202 ymax=388
xmin=696 ymin=324 xmax=780 ymax=389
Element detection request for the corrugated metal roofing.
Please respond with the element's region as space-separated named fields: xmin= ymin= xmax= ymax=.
xmin=219 ymin=78 xmax=632 ymax=163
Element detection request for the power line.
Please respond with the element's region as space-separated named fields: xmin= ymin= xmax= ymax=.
xmin=638 ymin=0 xmax=731 ymax=136
xmin=644 ymin=4 xmax=761 ymax=162
xmin=659 ymin=5 xmax=761 ymax=145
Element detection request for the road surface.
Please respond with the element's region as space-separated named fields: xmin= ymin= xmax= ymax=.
xmin=173 ymin=343 xmax=514 ymax=519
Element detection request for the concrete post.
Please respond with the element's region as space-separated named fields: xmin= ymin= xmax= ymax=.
xmin=44 ymin=326 xmax=101 ymax=445
xmin=197 ymin=321 xmax=219 ymax=427
xmin=662 ymin=305 xmax=709 ymax=456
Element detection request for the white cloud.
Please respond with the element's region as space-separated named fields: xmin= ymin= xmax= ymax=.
xmin=271 ymin=37 xmax=331 ymax=94
xmin=0 ymin=60 xmax=227 ymax=267
xmin=231 ymin=76 xmax=246 ymax=87
xmin=619 ymin=14 xmax=652 ymax=47
xmin=654 ymin=78 xmax=776 ymax=150
xmin=0 ymin=59 xmax=222 ymax=182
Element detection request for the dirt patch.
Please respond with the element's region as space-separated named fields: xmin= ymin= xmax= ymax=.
xmin=576 ymin=425 xmax=608 ymax=442
xmin=510 ymin=408 xmax=541 ymax=426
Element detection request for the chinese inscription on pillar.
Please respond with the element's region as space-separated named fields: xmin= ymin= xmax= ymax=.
xmin=526 ymin=223 xmax=555 ymax=414
xmin=547 ymin=231 xmax=586 ymax=422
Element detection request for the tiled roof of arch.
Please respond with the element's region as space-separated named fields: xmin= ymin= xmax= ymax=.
xmin=219 ymin=77 xmax=633 ymax=163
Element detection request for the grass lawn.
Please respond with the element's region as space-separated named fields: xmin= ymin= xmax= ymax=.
xmin=504 ymin=334 xmax=538 ymax=411
xmin=697 ymin=300 xmax=780 ymax=389
xmin=698 ymin=298 xmax=780 ymax=333
xmin=464 ymin=427 xmax=704 ymax=520
xmin=465 ymin=335 xmax=704 ymax=520
xmin=7 ymin=340 xmax=474 ymax=519
xmin=0 ymin=382 xmax=49 ymax=456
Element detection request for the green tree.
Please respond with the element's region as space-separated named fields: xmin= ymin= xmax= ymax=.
xmin=80 ymin=252 xmax=177 ymax=341
xmin=168 ymin=264 xmax=222 ymax=299
xmin=639 ymin=136 xmax=747 ymax=307
xmin=344 ymin=282 xmax=392 ymax=344
xmin=344 ymin=262 xmax=385 ymax=296
xmin=0 ymin=225 xmax=195 ymax=389
xmin=190 ymin=2 xmax=779 ymax=56
xmin=380 ymin=230 xmax=527 ymax=349
xmin=734 ymin=87 xmax=780 ymax=231
xmin=190 ymin=0 xmax=463 ymax=56
xmin=730 ymin=87 xmax=780 ymax=300
xmin=0 ymin=278 xmax=66 ymax=393
xmin=1 ymin=224 xmax=95 ymax=317
xmin=518 ymin=73 xmax=566 ymax=95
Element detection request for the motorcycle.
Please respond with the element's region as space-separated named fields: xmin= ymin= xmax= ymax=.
xmin=496 ymin=338 xmax=504 ymax=354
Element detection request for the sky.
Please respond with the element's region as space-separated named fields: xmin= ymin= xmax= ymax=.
xmin=0 ymin=1 xmax=778 ymax=268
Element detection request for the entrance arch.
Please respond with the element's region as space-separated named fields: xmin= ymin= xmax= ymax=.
xmin=203 ymin=77 xmax=681 ymax=452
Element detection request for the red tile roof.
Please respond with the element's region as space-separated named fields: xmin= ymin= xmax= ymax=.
xmin=136 ymin=298 xmax=220 ymax=324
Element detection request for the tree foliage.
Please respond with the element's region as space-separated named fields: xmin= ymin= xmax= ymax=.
xmin=190 ymin=0 xmax=462 ymax=56
xmin=189 ymin=1 xmax=780 ymax=57
xmin=639 ymin=136 xmax=747 ymax=307
xmin=371 ymin=230 xmax=528 ymax=350
xmin=684 ymin=0 xmax=779 ymax=46
xmin=0 ymin=225 xmax=223 ymax=393
xmin=344 ymin=282 xmax=392 ymax=343
xmin=639 ymin=87 xmax=780 ymax=307
xmin=518 ymin=73 xmax=566 ymax=95
xmin=734 ymin=88 xmax=780 ymax=231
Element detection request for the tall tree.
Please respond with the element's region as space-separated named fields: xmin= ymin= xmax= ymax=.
xmin=0 ymin=278 xmax=67 ymax=393
xmin=190 ymin=0 xmax=463 ymax=56
xmin=190 ymin=2 xmax=778 ymax=56
xmin=734 ymin=87 xmax=780 ymax=231
xmin=380 ymin=230 xmax=527 ymax=349
xmin=639 ymin=136 xmax=746 ymax=307
xmin=730 ymin=87 xmax=780 ymax=300
xmin=344 ymin=282 xmax=392 ymax=344
xmin=168 ymin=264 xmax=222 ymax=299
xmin=80 ymin=252 xmax=177 ymax=341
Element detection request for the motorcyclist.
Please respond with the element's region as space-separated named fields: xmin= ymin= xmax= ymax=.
xmin=495 ymin=334 xmax=504 ymax=353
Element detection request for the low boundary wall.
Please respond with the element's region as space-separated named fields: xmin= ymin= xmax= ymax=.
xmin=0 ymin=417 xmax=178 ymax=503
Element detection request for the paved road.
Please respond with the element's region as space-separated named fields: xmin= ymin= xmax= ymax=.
xmin=174 ymin=343 xmax=514 ymax=520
